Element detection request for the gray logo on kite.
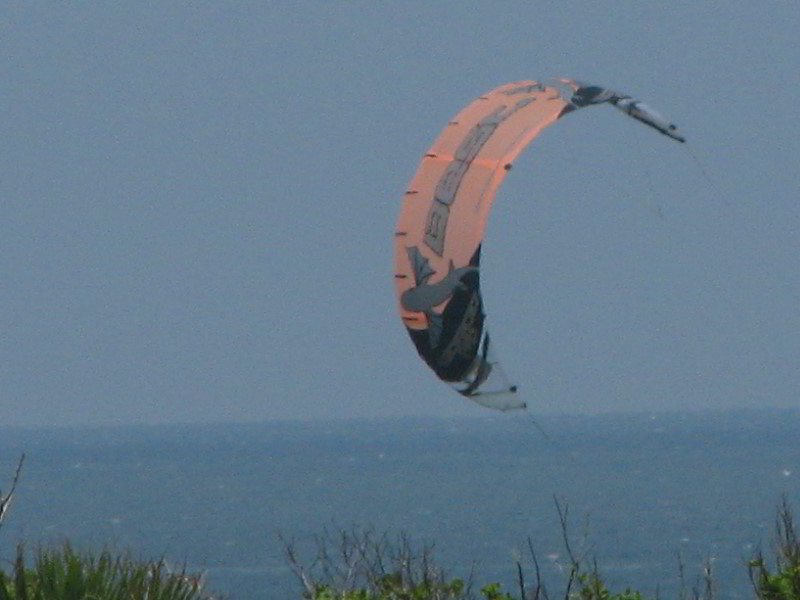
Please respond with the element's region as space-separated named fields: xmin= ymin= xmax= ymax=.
xmin=400 ymin=246 xmax=478 ymax=348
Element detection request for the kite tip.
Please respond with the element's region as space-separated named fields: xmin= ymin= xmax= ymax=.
xmin=667 ymin=124 xmax=686 ymax=143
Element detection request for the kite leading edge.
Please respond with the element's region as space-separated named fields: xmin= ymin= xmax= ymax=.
xmin=393 ymin=79 xmax=684 ymax=411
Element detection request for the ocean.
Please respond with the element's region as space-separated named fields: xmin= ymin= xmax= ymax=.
xmin=0 ymin=409 xmax=798 ymax=599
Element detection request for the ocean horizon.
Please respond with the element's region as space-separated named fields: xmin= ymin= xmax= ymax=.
xmin=1 ymin=408 xmax=798 ymax=598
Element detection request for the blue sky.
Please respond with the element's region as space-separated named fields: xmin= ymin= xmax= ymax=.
xmin=2 ymin=3 xmax=798 ymax=427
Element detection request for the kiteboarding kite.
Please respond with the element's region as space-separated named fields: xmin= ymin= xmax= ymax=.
xmin=393 ymin=79 xmax=684 ymax=411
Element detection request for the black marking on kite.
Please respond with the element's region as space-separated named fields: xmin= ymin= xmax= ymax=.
xmin=395 ymin=231 xmax=408 ymax=236
xmin=460 ymin=333 xmax=492 ymax=398
xmin=504 ymin=163 xmax=512 ymax=171
xmin=557 ymin=104 xmax=576 ymax=119
xmin=394 ymin=274 xmax=408 ymax=279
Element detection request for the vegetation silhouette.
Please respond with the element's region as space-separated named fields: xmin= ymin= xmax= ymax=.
xmin=280 ymin=497 xmax=800 ymax=600
xmin=1 ymin=459 xmax=797 ymax=599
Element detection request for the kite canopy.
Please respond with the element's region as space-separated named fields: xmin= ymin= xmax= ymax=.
xmin=393 ymin=79 xmax=684 ymax=411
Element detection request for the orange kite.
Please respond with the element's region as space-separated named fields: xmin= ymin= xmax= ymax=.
xmin=394 ymin=79 xmax=685 ymax=410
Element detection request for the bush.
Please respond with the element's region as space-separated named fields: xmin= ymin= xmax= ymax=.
xmin=749 ymin=497 xmax=800 ymax=600
xmin=0 ymin=542 xmax=212 ymax=600
xmin=282 ymin=499 xmax=800 ymax=600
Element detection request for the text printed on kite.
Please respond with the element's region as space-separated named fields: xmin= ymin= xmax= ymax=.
xmin=393 ymin=79 xmax=685 ymax=411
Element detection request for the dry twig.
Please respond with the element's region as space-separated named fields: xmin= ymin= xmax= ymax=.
xmin=0 ymin=453 xmax=25 ymax=529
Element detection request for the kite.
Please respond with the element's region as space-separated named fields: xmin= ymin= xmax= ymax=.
xmin=393 ymin=79 xmax=685 ymax=410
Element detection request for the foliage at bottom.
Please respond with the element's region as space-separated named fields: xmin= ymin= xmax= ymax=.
xmin=0 ymin=542 xmax=211 ymax=600
xmin=281 ymin=499 xmax=800 ymax=600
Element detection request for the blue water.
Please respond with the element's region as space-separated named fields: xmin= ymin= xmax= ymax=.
xmin=0 ymin=410 xmax=798 ymax=599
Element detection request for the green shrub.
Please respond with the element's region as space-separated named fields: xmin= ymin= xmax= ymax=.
xmin=0 ymin=542 xmax=211 ymax=600
xmin=749 ymin=498 xmax=800 ymax=600
xmin=2 ymin=497 xmax=798 ymax=598
xmin=282 ymin=499 xmax=800 ymax=600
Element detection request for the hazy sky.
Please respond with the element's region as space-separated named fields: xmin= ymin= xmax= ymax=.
xmin=2 ymin=3 xmax=798 ymax=427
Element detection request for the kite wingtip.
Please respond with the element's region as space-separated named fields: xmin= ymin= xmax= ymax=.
xmin=667 ymin=123 xmax=686 ymax=143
